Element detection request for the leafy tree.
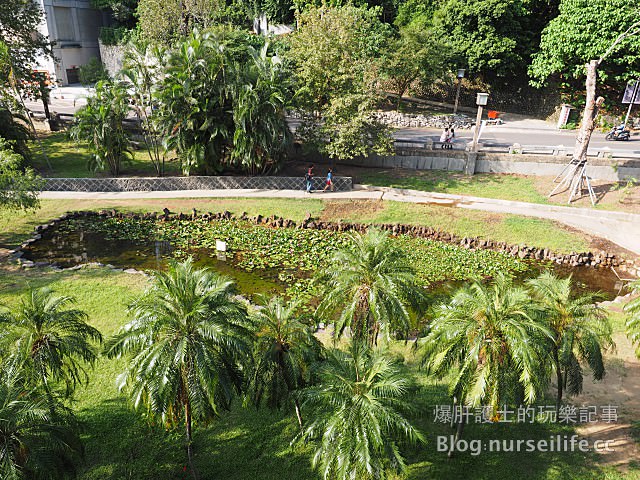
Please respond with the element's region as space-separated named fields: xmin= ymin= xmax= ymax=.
xmin=104 ymin=259 xmax=252 ymax=479
xmin=0 ymin=137 xmax=43 ymax=211
xmin=419 ymin=273 xmax=551 ymax=410
xmin=157 ymin=28 xmax=291 ymax=175
xmin=287 ymin=4 xmax=393 ymax=160
xmin=247 ymin=295 xmax=323 ymax=430
xmin=0 ymin=287 xmax=102 ymax=407
xmin=625 ymin=280 xmax=640 ymax=358
xmin=0 ymin=370 xmax=83 ymax=480
xmin=91 ymin=0 xmax=139 ymax=29
xmin=0 ymin=105 xmax=32 ymax=161
xmin=529 ymin=0 xmax=640 ymax=94
xmin=298 ymin=342 xmax=424 ymax=480
xmin=121 ymin=40 xmax=167 ymax=176
xmin=0 ymin=0 xmax=51 ymax=80
xmin=378 ymin=24 xmax=449 ymax=108
xmin=78 ymin=57 xmax=110 ymax=86
xmin=315 ymin=229 xmax=428 ymax=345
xmin=69 ymin=80 xmax=132 ymax=176
xmin=137 ymin=0 xmax=225 ymax=45
xmin=527 ymin=271 xmax=613 ymax=412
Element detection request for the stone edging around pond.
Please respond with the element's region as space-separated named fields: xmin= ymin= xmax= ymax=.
xmin=8 ymin=209 xmax=640 ymax=279
xmin=42 ymin=176 xmax=353 ymax=193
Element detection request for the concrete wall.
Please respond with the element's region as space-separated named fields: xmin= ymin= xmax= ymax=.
xmin=98 ymin=40 xmax=124 ymax=78
xmin=342 ymin=149 xmax=640 ymax=182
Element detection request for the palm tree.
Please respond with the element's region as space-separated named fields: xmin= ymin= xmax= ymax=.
xmin=247 ymin=295 xmax=323 ymax=430
xmin=298 ymin=342 xmax=424 ymax=480
xmin=625 ymin=280 xmax=640 ymax=356
xmin=316 ymin=228 xmax=428 ymax=345
xmin=104 ymin=258 xmax=251 ymax=480
xmin=0 ymin=287 xmax=102 ymax=407
xmin=0 ymin=367 xmax=83 ymax=480
xmin=419 ymin=274 xmax=550 ymax=432
xmin=527 ymin=271 xmax=613 ymax=413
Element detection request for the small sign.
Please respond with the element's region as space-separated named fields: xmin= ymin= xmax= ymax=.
xmin=622 ymin=80 xmax=640 ymax=105
xmin=215 ymin=240 xmax=227 ymax=252
xmin=557 ymin=104 xmax=572 ymax=129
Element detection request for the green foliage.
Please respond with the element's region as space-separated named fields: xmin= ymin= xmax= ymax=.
xmin=0 ymin=287 xmax=102 ymax=401
xmin=287 ymin=4 xmax=394 ymax=160
xmin=419 ymin=273 xmax=552 ymax=409
xmin=78 ymin=58 xmax=110 ymax=86
xmin=378 ymin=24 xmax=450 ymax=105
xmin=98 ymin=26 xmax=134 ymax=45
xmin=0 ymin=371 xmax=84 ymax=480
xmin=156 ymin=29 xmax=292 ymax=174
xmin=0 ymin=136 xmax=42 ymax=211
xmin=0 ymin=104 xmax=32 ymax=160
xmin=69 ymin=80 xmax=132 ymax=176
xmin=91 ymin=0 xmax=138 ymax=28
xmin=625 ymin=280 xmax=640 ymax=358
xmin=315 ymin=229 xmax=429 ymax=344
xmin=527 ymin=271 xmax=613 ymax=408
xmin=529 ymin=0 xmax=640 ymax=91
xmin=298 ymin=342 xmax=424 ymax=480
xmin=0 ymin=0 xmax=52 ymax=80
xmin=104 ymin=258 xmax=252 ymax=475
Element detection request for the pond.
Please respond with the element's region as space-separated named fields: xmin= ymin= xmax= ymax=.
xmin=21 ymin=217 xmax=622 ymax=300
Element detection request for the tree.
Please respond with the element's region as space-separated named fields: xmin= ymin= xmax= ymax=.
xmin=0 ymin=137 xmax=43 ymax=211
xmin=378 ymin=24 xmax=449 ymax=109
xmin=287 ymin=4 xmax=394 ymax=160
xmin=136 ymin=0 xmax=225 ymax=45
xmin=0 ymin=287 xmax=102 ymax=407
xmin=625 ymin=280 xmax=640 ymax=358
xmin=247 ymin=295 xmax=323 ymax=431
xmin=69 ymin=80 xmax=132 ymax=176
xmin=297 ymin=342 xmax=424 ymax=480
xmin=104 ymin=259 xmax=251 ymax=480
xmin=0 ymin=370 xmax=83 ymax=480
xmin=419 ymin=273 xmax=550 ymax=418
xmin=529 ymin=0 xmax=640 ymax=94
xmin=121 ymin=40 xmax=167 ymax=176
xmin=0 ymin=0 xmax=51 ymax=80
xmin=527 ymin=272 xmax=613 ymax=413
xmin=315 ymin=229 xmax=428 ymax=345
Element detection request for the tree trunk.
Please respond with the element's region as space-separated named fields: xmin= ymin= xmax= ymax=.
xmin=573 ymin=60 xmax=604 ymax=163
xmin=553 ymin=347 xmax=563 ymax=415
xmin=294 ymin=398 xmax=304 ymax=434
xmin=185 ymin=400 xmax=199 ymax=480
xmin=448 ymin=418 xmax=465 ymax=459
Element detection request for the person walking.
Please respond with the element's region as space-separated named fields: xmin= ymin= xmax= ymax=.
xmin=323 ymin=168 xmax=334 ymax=192
xmin=305 ymin=165 xmax=314 ymax=193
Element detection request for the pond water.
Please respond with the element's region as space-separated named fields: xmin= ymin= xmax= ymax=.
xmin=21 ymin=220 xmax=623 ymax=299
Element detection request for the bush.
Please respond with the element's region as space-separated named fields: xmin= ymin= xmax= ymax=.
xmin=78 ymin=58 xmax=109 ymax=85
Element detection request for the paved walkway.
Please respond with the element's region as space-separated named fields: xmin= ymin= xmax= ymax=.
xmin=40 ymin=186 xmax=640 ymax=255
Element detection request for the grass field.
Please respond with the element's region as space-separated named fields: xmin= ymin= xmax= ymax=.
xmin=0 ymin=198 xmax=592 ymax=254
xmin=0 ymin=265 xmax=637 ymax=480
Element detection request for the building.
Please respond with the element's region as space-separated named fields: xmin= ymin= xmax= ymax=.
xmin=34 ymin=0 xmax=110 ymax=85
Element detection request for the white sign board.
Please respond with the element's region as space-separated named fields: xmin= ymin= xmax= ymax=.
xmin=622 ymin=80 xmax=640 ymax=105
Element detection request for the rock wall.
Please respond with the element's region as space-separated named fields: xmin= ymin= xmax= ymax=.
xmin=98 ymin=40 xmax=124 ymax=78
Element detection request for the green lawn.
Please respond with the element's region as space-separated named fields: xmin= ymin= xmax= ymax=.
xmin=0 ymin=266 xmax=637 ymax=480
xmin=31 ymin=132 xmax=181 ymax=178
xmin=359 ymin=170 xmax=550 ymax=204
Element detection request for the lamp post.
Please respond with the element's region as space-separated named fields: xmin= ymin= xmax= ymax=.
xmin=471 ymin=92 xmax=489 ymax=152
xmin=453 ymin=68 xmax=465 ymax=114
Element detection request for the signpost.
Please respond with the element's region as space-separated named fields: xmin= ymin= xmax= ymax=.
xmin=623 ymin=79 xmax=640 ymax=127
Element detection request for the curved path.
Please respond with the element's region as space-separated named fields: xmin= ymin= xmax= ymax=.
xmin=40 ymin=185 xmax=640 ymax=255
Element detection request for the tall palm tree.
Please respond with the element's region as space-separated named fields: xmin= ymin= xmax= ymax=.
xmin=315 ymin=228 xmax=428 ymax=345
xmin=419 ymin=273 xmax=551 ymax=411
xmin=104 ymin=258 xmax=251 ymax=480
xmin=0 ymin=287 xmax=102 ymax=406
xmin=625 ymin=280 xmax=640 ymax=357
xmin=528 ymin=271 xmax=613 ymax=413
xmin=298 ymin=342 xmax=424 ymax=480
xmin=247 ymin=295 xmax=323 ymax=430
xmin=0 ymin=367 xmax=83 ymax=480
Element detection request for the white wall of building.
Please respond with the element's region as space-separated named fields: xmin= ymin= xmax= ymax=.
xmin=34 ymin=0 xmax=109 ymax=85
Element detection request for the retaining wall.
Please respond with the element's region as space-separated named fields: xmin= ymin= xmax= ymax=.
xmin=42 ymin=176 xmax=353 ymax=192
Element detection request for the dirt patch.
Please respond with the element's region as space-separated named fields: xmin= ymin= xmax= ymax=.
xmin=572 ymin=330 xmax=640 ymax=469
xmin=320 ymin=200 xmax=384 ymax=222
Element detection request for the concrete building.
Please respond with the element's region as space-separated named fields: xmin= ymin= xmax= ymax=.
xmin=34 ymin=0 xmax=110 ymax=85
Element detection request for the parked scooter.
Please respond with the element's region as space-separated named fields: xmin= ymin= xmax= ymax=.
xmin=605 ymin=125 xmax=631 ymax=141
